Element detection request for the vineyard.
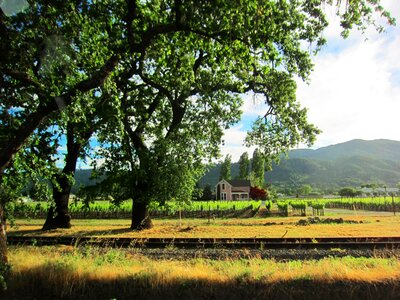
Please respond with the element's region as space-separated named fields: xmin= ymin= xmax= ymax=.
xmin=8 ymin=200 xmax=262 ymax=219
xmin=7 ymin=197 xmax=400 ymax=220
xmin=277 ymin=197 xmax=399 ymax=215
xmin=276 ymin=200 xmax=325 ymax=216
xmin=323 ymin=196 xmax=400 ymax=212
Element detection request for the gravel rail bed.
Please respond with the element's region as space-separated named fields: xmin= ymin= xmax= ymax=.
xmin=126 ymin=247 xmax=400 ymax=261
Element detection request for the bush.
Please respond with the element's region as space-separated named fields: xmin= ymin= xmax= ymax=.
xmin=250 ymin=186 xmax=268 ymax=200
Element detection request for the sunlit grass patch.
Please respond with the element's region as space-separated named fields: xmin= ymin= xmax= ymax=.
xmin=8 ymin=246 xmax=400 ymax=282
xmin=8 ymin=215 xmax=400 ymax=238
xmin=4 ymin=246 xmax=400 ymax=299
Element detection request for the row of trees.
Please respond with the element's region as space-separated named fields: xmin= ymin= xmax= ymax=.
xmin=219 ymin=149 xmax=266 ymax=187
xmin=0 ymin=0 xmax=394 ymax=283
xmin=339 ymin=186 xmax=400 ymax=198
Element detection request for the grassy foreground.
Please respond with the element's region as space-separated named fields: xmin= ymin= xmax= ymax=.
xmin=2 ymin=246 xmax=400 ymax=299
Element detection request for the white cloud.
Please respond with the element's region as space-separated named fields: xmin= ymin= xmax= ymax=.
xmin=241 ymin=92 xmax=269 ymax=117
xmin=297 ymin=20 xmax=400 ymax=148
xmin=220 ymin=124 xmax=256 ymax=162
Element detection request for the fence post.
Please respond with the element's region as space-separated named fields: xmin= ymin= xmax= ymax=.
xmin=208 ymin=201 xmax=210 ymax=224
xmin=392 ymin=194 xmax=396 ymax=216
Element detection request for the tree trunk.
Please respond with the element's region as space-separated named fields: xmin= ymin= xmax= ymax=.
xmin=0 ymin=173 xmax=7 ymax=275
xmin=0 ymin=206 xmax=7 ymax=265
xmin=0 ymin=205 xmax=10 ymax=289
xmin=42 ymin=124 xmax=81 ymax=230
xmin=42 ymin=176 xmax=72 ymax=230
xmin=131 ymin=200 xmax=153 ymax=230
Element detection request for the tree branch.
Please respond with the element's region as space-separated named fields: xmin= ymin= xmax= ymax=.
xmin=125 ymin=0 xmax=138 ymax=52
xmin=135 ymin=93 xmax=162 ymax=134
xmin=63 ymin=55 xmax=119 ymax=99
xmin=3 ymin=70 xmax=45 ymax=91
xmin=138 ymin=63 xmax=173 ymax=102
xmin=193 ymin=50 xmax=205 ymax=77
xmin=0 ymin=55 xmax=119 ymax=175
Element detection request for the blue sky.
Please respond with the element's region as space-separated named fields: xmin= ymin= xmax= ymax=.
xmin=222 ymin=0 xmax=400 ymax=162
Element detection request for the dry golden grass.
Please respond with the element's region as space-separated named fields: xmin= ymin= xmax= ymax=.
xmin=3 ymin=246 xmax=400 ymax=300
xmin=8 ymin=215 xmax=400 ymax=238
xmin=8 ymin=246 xmax=400 ymax=283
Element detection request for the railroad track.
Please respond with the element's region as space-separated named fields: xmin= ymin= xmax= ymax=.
xmin=7 ymin=236 xmax=400 ymax=250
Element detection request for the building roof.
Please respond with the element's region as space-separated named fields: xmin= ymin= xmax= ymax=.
xmin=227 ymin=179 xmax=251 ymax=187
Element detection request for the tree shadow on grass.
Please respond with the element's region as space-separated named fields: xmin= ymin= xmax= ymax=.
xmin=7 ymin=229 xmax=44 ymax=236
xmin=8 ymin=227 xmax=136 ymax=237
xmin=67 ymin=227 xmax=136 ymax=237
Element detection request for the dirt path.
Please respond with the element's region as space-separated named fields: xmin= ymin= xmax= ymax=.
xmin=324 ymin=208 xmax=397 ymax=216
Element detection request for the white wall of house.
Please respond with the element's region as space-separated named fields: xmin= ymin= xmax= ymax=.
xmin=216 ymin=179 xmax=250 ymax=200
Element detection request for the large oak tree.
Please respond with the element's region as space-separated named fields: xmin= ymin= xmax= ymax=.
xmin=0 ymin=0 xmax=395 ymax=284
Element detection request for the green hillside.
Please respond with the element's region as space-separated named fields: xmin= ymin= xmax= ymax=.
xmin=72 ymin=169 xmax=102 ymax=193
xmin=288 ymin=139 xmax=400 ymax=161
xmin=75 ymin=139 xmax=400 ymax=192
xmin=198 ymin=139 xmax=400 ymax=191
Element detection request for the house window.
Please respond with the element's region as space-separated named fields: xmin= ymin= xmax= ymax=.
xmin=222 ymin=183 xmax=225 ymax=190
xmin=221 ymin=192 xmax=227 ymax=200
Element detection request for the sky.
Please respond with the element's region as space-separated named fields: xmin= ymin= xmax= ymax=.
xmin=222 ymin=0 xmax=400 ymax=162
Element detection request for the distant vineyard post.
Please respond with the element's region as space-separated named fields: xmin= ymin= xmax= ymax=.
xmin=392 ymin=193 xmax=396 ymax=216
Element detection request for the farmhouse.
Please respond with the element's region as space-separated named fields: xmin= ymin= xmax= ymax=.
xmin=215 ymin=179 xmax=251 ymax=200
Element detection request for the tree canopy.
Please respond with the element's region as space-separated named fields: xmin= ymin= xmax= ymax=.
xmin=251 ymin=149 xmax=265 ymax=188
xmin=219 ymin=155 xmax=232 ymax=181
xmin=238 ymin=152 xmax=250 ymax=180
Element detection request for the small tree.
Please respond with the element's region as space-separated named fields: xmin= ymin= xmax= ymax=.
xmin=219 ymin=155 xmax=232 ymax=181
xmin=202 ymin=184 xmax=213 ymax=201
xmin=251 ymin=149 xmax=264 ymax=187
xmin=296 ymin=184 xmax=312 ymax=198
xmin=238 ymin=152 xmax=250 ymax=179
xmin=339 ymin=187 xmax=360 ymax=198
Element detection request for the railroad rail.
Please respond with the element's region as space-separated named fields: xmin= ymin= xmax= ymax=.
xmin=7 ymin=236 xmax=400 ymax=250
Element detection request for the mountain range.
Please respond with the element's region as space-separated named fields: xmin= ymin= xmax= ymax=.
xmin=197 ymin=139 xmax=400 ymax=192
xmin=74 ymin=139 xmax=400 ymax=193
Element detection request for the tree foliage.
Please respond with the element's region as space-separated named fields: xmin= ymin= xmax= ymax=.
xmin=250 ymin=186 xmax=268 ymax=200
xmin=339 ymin=187 xmax=361 ymax=198
xmin=296 ymin=184 xmax=313 ymax=198
xmin=251 ymin=149 xmax=265 ymax=188
xmin=238 ymin=152 xmax=250 ymax=180
xmin=219 ymin=155 xmax=232 ymax=181
xmin=202 ymin=184 xmax=213 ymax=201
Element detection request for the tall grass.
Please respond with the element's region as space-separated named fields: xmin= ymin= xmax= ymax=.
xmin=3 ymin=246 xmax=400 ymax=300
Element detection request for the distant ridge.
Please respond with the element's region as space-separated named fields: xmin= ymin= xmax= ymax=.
xmin=74 ymin=139 xmax=400 ymax=192
xmin=198 ymin=139 xmax=400 ymax=191
xmin=288 ymin=139 xmax=400 ymax=161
